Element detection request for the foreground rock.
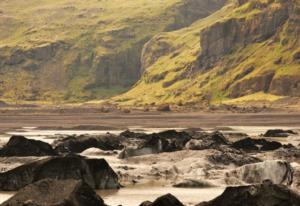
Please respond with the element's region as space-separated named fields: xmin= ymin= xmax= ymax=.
xmin=197 ymin=181 xmax=300 ymax=206
xmin=232 ymin=137 xmax=282 ymax=151
xmin=1 ymin=179 xmax=106 ymax=206
xmin=53 ymin=133 xmax=124 ymax=154
xmin=225 ymin=160 xmax=293 ymax=186
xmin=0 ymin=135 xmax=57 ymax=157
xmin=264 ymin=129 xmax=297 ymax=137
xmin=139 ymin=193 xmax=184 ymax=206
xmin=119 ymin=130 xmax=192 ymax=158
xmin=0 ymin=155 xmax=119 ymax=191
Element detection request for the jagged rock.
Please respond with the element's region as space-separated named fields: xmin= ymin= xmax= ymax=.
xmin=197 ymin=181 xmax=300 ymax=206
xmin=185 ymin=131 xmax=228 ymax=150
xmin=225 ymin=160 xmax=293 ymax=186
xmin=53 ymin=133 xmax=124 ymax=153
xmin=1 ymin=178 xmax=105 ymax=206
xmin=173 ymin=179 xmax=214 ymax=188
xmin=264 ymin=129 xmax=298 ymax=137
xmin=0 ymin=155 xmax=119 ymax=191
xmin=208 ymin=146 xmax=261 ymax=166
xmin=118 ymin=130 xmax=191 ymax=158
xmin=0 ymin=136 xmax=57 ymax=157
xmin=198 ymin=1 xmax=289 ymax=71
xmin=139 ymin=194 xmax=184 ymax=206
xmin=232 ymin=137 xmax=282 ymax=151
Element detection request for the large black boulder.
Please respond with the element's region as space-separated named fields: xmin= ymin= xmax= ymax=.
xmin=0 ymin=135 xmax=57 ymax=157
xmin=0 ymin=155 xmax=119 ymax=191
xmin=118 ymin=130 xmax=192 ymax=158
xmin=197 ymin=181 xmax=300 ymax=206
xmin=232 ymin=137 xmax=282 ymax=151
xmin=53 ymin=133 xmax=124 ymax=154
xmin=1 ymin=178 xmax=106 ymax=206
xmin=264 ymin=129 xmax=297 ymax=137
xmin=139 ymin=194 xmax=184 ymax=206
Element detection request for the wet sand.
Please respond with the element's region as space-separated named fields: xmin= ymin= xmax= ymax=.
xmin=1 ymin=110 xmax=300 ymax=134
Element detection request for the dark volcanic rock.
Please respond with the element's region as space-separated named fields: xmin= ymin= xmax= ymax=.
xmin=1 ymin=178 xmax=105 ymax=206
xmin=197 ymin=181 xmax=300 ymax=206
xmin=53 ymin=133 xmax=124 ymax=154
xmin=173 ymin=179 xmax=214 ymax=188
xmin=0 ymin=136 xmax=57 ymax=157
xmin=264 ymin=129 xmax=298 ymax=137
xmin=186 ymin=131 xmax=229 ymax=150
xmin=208 ymin=146 xmax=261 ymax=166
xmin=119 ymin=130 xmax=192 ymax=158
xmin=0 ymin=155 xmax=119 ymax=191
xmin=140 ymin=193 xmax=184 ymax=206
xmin=232 ymin=137 xmax=282 ymax=151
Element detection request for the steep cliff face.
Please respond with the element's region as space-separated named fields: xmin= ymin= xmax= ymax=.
xmin=0 ymin=0 xmax=227 ymax=102
xmin=115 ymin=0 xmax=300 ymax=106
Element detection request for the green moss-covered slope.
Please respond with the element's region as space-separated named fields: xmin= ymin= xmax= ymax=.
xmin=0 ymin=0 xmax=226 ymax=102
xmin=115 ymin=0 xmax=300 ymax=106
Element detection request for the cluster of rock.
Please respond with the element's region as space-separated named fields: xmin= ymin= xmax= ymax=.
xmin=0 ymin=127 xmax=299 ymax=206
xmin=0 ymin=135 xmax=121 ymax=206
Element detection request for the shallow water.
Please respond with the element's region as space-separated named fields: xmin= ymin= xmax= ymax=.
xmin=98 ymin=186 xmax=224 ymax=206
xmin=0 ymin=187 xmax=223 ymax=205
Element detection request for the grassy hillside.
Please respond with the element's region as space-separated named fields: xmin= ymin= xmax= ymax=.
xmin=114 ymin=0 xmax=300 ymax=107
xmin=0 ymin=0 xmax=226 ymax=103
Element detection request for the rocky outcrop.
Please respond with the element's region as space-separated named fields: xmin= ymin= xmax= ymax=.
xmin=1 ymin=179 xmax=106 ymax=206
xmin=269 ymin=75 xmax=300 ymax=97
xmin=0 ymin=135 xmax=57 ymax=157
xmin=197 ymin=181 xmax=300 ymax=206
xmin=53 ymin=134 xmax=124 ymax=154
xmin=229 ymin=72 xmax=275 ymax=98
xmin=231 ymin=137 xmax=282 ymax=151
xmin=198 ymin=1 xmax=289 ymax=70
xmin=139 ymin=193 xmax=184 ymax=206
xmin=0 ymin=155 xmax=119 ymax=191
xmin=225 ymin=160 xmax=293 ymax=186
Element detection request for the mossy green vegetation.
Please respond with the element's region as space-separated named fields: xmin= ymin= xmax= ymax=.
xmin=114 ymin=0 xmax=300 ymax=106
xmin=0 ymin=0 xmax=226 ymax=103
